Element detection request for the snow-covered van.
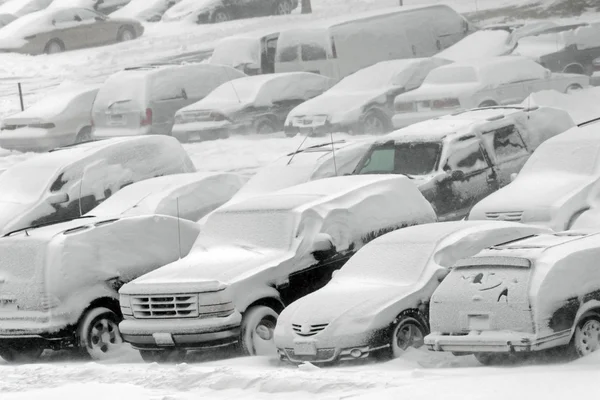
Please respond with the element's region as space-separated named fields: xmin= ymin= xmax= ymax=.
xmin=425 ymin=231 xmax=600 ymax=364
xmin=354 ymin=106 xmax=575 ymax=221
xmin=209 ymin=30 xmax=280 ymax=75
xmin=274 ymin=5 xmax=472 ymax=81
xmin=468 ymin=123 xmax=600 ymax=231
xmin=92 ymin=64 xmax=245 ymax=138
xmin=0 ymin=136 xmax=195 ymax=235
xmin=274 ymin=221 xmax=548 ymax=364
xmin=119 ymin=175 xmax=436 ymax=362
xmin=0 ymin=172 xmax=244 ymax=363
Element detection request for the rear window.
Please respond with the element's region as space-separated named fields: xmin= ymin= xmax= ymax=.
xmin=276 ymin=30 xmax=330 ymax=63
xmin=94 ymin=73 xmax=147 ymax=109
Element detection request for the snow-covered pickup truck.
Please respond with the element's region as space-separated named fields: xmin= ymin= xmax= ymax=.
xmin=425 ymin=230 xmax=600 ymax=364
xmin=118 ymin=175 xmax=437 ymax=362
xmin=274 ymin=221 xmax=548 ymax=364
xmin=0 ymin=172 xmax=245 ymax=363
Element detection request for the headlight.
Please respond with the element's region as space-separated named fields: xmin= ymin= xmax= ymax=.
xmin=119 ymin=294 xmax=133 ymax=316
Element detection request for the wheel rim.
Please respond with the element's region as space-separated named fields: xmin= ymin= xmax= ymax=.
xmin=392 ymin=320 xmax=424 ymax=357
xmin=121 ymin=30 xmax=134 ymax=41
xmin=251 ymin=317 xmax=276 ymax=355
xmin=576 ymin=319 xmax=600 ymax=356
xmin=567 ymin=85 xmax=582 ymax=94
xmin=215 ymin=12 xmax=229 ymax=22
xmin=364 ymin=114 xmax=385 ymax=134
xmin=88 ymin=318 xmax=123 ymax=357
xmin=47 ymin=42 xmax=62 ymax=54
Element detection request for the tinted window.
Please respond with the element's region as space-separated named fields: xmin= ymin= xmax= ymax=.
xmin=301 ymin=44 xmax=327 ymax=61
xmin=444 ymin=139 xmax=488 ymax=173
xmin=483 ymin=125 xmax=527 ymax=162
xmin=358 ymin=142 xmax=442 ymax=176
xmin=278 ymin=45 xmax=298 ymax=62
xmin=53 ymin=9 xmax=77 ymax=23
xmin=76 ymin=9 xmax=102 ymax=21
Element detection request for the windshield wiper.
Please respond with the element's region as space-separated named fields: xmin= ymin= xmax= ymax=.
xmin=286 ymin=140 xmax=347 ymax=157
xmin=4 ymin=215 xmax=96 ymax=237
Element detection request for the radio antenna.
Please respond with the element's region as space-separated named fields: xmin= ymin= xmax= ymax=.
xmin=221 ymin=65 xmax=242 ymax=104
xmin=78 ymin=169 xmax=86 ymax=217
xmin=287 ymin=133 xmax=310 ymax=165
xmin=176 ymin=197 xmax=182 ymax=260
xmin=329 ymin=130 xmax=338 ymax=176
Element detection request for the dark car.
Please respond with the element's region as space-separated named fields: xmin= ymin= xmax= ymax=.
xmin=162 ymin=0 xmax=298 ymax=24
xmin=514 ymin=22 xmax=600 ymax=75
xmin=0 ymin=7 xmax=144 ymax=54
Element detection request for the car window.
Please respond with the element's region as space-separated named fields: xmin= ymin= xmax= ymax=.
xmin=301 ymin=43 xmax=327 ymax=61
xmin=482 ymin=125 xmax=528 ymax=162
xmin=278 ymin=45 xmax=298 ymax=62
xmin=359 ymin=148 xmax=394 ymax=173
xmin=358 ymin=142 xmax=442 ymax=176
xmin=443 ymin=138 xmax=489 ymax=174
xmin=53 ymin=9 xmax=78 ymax=23
xmin=76 ymin=8 xmax=102 ymax=21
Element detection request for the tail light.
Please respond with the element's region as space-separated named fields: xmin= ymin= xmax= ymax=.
xmin=395 ymin=102 xmax=416 ymax=113
xmin=431 ymin=98 xmax=460 ymax=110
xmin=141 ymin=108 xmax=153 ymax=126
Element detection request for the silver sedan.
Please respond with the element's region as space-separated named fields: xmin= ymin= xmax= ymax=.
xmin=0 ymin=7 xmax=144 ymax=54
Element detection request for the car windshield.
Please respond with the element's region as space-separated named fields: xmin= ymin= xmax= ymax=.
xmin=357 ymin=141 xmax=442 ymax=176
xmin=0 ymin=165 xmax=50 ymax=204
xmin=205 ymin=79 xmax=260 ymax=103
xmin=338 ymin=242 xmax=436 ymax=283
xmin=424 ymin=66 xmax=479 ymax=84
xmin=199 ymin=209 xmax=297 ymax=250
xmin=330 ymin=64 xmax=406 ymax=92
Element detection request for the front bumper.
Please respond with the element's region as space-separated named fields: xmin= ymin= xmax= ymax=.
xmin=392 ymin=110 xmax=454 ymax=129
xmin=425 ymin=330 xmax=571 ymax=353
xmin=119 ymin=312 xmax=242 ymax=350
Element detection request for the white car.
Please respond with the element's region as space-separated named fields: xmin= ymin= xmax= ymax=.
xmin=171 ymin=72 xmax=332 ymax=142
xmin=110 ymin=0 xmax=180 ymax=21
xmin=118 ymin=175 xmax=437 ymax=362
xmin=0 ymin=171 xmax=244 ymax=363
xmin=0 ymin=83 xmax=99 ymax=152
xmin=274 ymin=221 xmax=549 ymax=364
xmin=283 ymin=58 xmax=451 ymax=136
xmin=355 ymin=106 xmax=574 ymax=221
xmin=0 ymin=136 xmax=195 ymax=235
xmin=392 ymin=56 xmax=589 ymax=128
xmin=468 ymin=122 xmax=600 ymax=231
xmin=425 ymin=230 xmax=600 ymax=364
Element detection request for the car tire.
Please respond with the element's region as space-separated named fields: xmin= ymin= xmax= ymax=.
xmin=75 ymin=126 xmax=92 ymax=144
xmin=0 ymin=346 xmax=43 ymax=363
xmin=77 ymin=307 xmax=124 ymax=360
xmin=212 ymin=9 xmax=231 ymax=23
xmin=239 ymin=305 xmax=278 ymax=356
xmin=478 ymin=100 xmax=497 ymax=108
xmin=361 ymin=111 xmax=389 ymax=135
xmin=386 ymin=312 xmax=428 ymax=359
xmin=572 ymin=312 xmax=600 ymax=358
xmin=565 ymin=84 xmax=583 ymax=94
xmin=44 ymin=39 xmax=64 ymax=55
xmin=474 ymin=352 xmax=511 ymax=366
xmin=139 ymin=349 xmax=187 ymax=363
xmin=256 ymin=119 xmax=277 ymax=134
xmin=275 ymin=0 xmax=293 ymax=15
xmin=117 ymin=26 xmax=136 ymax=42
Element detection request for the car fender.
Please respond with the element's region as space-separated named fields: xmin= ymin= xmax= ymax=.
xmin=235 ymin=284 xmax=283 ymax=313
xmin=56 ymin=283 xmax=118 ymax=327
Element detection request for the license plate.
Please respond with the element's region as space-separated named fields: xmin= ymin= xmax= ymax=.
xmin=294 ymin=341 xmax=317 ymax=356
xmin=108 ymin=114 xmax=125 ymax=125
xmin=152 ymin=333 xmax=175 ymax=346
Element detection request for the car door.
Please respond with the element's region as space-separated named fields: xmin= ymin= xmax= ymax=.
xmin=431 ymin=137 xmax=498 ymax=221
xmin=74 ymin=9 xmax=113 ymax=46
xmin=495 ymin=79 xmax=531 ymax=104
xmin=48 ymin=9 xmax=89 ymax=50
xmin=481 ymin=124 xmax=530 ymax=188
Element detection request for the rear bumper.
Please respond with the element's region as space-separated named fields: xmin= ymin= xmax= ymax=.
xmin=425 ymin=330 xmax=571 ymax=353
xmin=119 ymin=312 xmax=242 ymax=350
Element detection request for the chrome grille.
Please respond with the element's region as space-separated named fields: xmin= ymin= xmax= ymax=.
xmin=292 ymin=323 xmax=329 ymax=337
xmin=131 ymin=294 xmax=199 ymax=319
xmin=284 ymin=348 xmax=336 ymax=362
xmin=485 ymin=211 xmax=524 ymax=222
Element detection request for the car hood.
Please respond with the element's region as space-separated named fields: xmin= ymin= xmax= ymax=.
xmin=396 ymin=82 xmax=481 ymax=102
xmin=282 ymin=279 xmax=416 ymax=325
xmin=178 ymin=100 xmax=247 ymax=116
xmin=471 ymin=174 xmax=594 ymax=216
xmin=122 ymin=245 xmax=292 ymax=293
xmin=289 ymin=90 xmax=388 ymax=119
xmin=0 ymin=201 xmax=35 ymax=235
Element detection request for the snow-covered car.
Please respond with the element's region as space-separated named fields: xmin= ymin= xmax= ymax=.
xmin=0 ymin=7 xmax=144 ymax=55
xmin=354 ymin=106 xmax=575 ymax=221
xmin=392 ymin=56 xmax=589 ymax=128
xmin=0 ymin=13 xmax=15 ymax=28
xmin=49 ymin=0 xmax=132 ymax=14
xmin=520 ymin=89 xmax=600 ymax=125
xmin=0 ymin=136 xmax=195 ymax=235
xmin=425 ymin=230 xmax=600 ymax=364
xmin=514 ymin=22 xmax=600 ymax=75
xmin=0 ymin=83 xmax=99 ymax=152
xmin=283 ymin=58 xmax=451 ymax=137
xmin=110 ymin=0 xmax=180 ymax=22
xmin=0 ymin=171 xmax=244 ymax=363
xmin=161 ymin=0 xmax=297 ymax=24
xmin=171 ymin=72 xmax=332 ymax=141
xmin=0 ymin=0 xmax=51 ymax=18
xmin=92 ymin=64 xmax=245 ymax=138
xmin=274 ymin=221 xmax=549 ymax=364
xmin=468 ymin=123 xmax=600 ymax=231
xmin=119 ymin=175 xmax=437 ymax=362
xmin=435 ymin=22 xmax=557 ymax=62
xmin=208 ymin=30 xmax=280 ymax=75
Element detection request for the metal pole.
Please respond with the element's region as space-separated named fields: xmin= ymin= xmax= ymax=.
xmin=17 ymin=83 xmax=24 ymax=111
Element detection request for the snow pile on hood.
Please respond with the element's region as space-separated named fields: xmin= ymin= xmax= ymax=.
xmin=436 ymin=30 xmax=513 ymax=62
xmin=522 ymin=88 xmax=600 ymax=125
xmin=0 ymin=0 xmax=51 ymax=17
xmin=514 ymin=24 xmax=600 ymax=59
xmin=0 ymin=10 xmax=51 ymax=47
xmin=89 ymin=172 xmax=247 ymax=221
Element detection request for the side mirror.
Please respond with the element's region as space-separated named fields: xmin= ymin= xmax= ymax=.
xmin=243 ymin=62 xmax=260 ymax=75
xmin=447 ymin=170 xmax=465 ymax=181
xmin=181 ymin=88 xmax=188 ymax=100
xmin=48 ymin=192 xmax=69 ymax=205
xmin=510 ymin=172 xmax=518 ymax=182
xmin=312 ymin=233 xmax=335 ymax=262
